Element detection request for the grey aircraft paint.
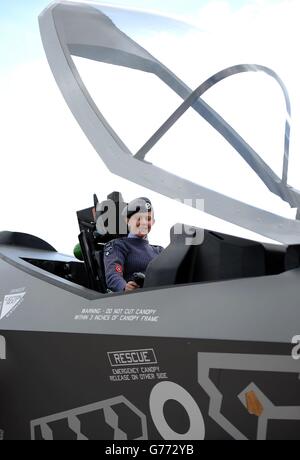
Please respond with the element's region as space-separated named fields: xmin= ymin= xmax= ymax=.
xmin=1 ymin=1 xmax=300 ymax=441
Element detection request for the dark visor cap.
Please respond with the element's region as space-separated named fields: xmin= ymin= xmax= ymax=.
xmin=122 ymin=197 xmax=153 ymax=219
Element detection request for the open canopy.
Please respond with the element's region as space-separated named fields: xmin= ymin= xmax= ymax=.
xmin=39 ymin=1 xmax=300 ymax=244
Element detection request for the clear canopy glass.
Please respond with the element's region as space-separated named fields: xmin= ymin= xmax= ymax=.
xmin=72 ymin=3 xmax=300 ymax=218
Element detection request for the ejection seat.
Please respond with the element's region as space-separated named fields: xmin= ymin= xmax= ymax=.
xmin=76 ymin=191 xmax=128 ymax=293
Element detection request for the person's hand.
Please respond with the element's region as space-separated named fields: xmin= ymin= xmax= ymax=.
xmin=125 ymin=281 xmax=139 ymax=291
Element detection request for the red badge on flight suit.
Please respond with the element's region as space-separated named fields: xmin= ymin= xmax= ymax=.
xmin=115 ymin=264 xmax=123 ymax=273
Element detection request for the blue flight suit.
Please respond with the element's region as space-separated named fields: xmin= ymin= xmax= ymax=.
xmin=104 ymin=233 xmax=164 ymax=292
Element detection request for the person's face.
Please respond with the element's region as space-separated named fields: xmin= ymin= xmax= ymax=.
xmin=127 ymin=211 xmax=155 ymax=237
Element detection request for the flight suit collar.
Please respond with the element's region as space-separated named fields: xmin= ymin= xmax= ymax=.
xmin=128 ymin=232 xmax=148 ymax=241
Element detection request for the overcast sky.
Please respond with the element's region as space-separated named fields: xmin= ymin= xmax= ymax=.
xmin=1 ymin=0 xmax=299 ymax=254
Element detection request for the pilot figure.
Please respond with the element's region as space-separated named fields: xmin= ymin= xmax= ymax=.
xmin=104 ymin=197 xmax=164 ymax=292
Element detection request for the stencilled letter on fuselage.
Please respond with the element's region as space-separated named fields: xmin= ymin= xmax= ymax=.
xmin=0 ymin=336 xmax=6 ymax=360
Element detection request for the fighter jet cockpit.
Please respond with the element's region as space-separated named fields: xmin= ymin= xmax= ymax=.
xmin=72 ymin=189 xmax=300 ymax=296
